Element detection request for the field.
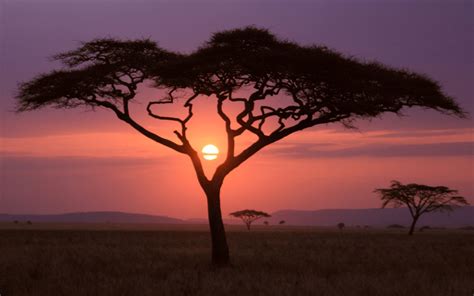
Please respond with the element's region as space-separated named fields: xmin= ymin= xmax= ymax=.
xmin=0 ymin=224 xmax=473 ymax=296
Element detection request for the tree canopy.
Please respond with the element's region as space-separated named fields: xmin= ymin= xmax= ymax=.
xmin=17 ymin=27 xmax=464 ymax=168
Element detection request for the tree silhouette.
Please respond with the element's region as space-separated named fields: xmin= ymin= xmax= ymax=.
xmin=279 ymin=220 xmax=286 ymax=225
xmin=229 ymin=210 xmax=271 ymax=231
xmin=16 ymin=27 xmax=464 ymax=265
xmin=337 ymin=222 xmax=345 ymax=231
xmin=374 ymin=180 xmax=469 ymax=235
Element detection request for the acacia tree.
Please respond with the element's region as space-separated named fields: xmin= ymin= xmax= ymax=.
xmin=374 ymin=180 xmax=469 ymax=235
xmin=337 ymin=222 xmax=345 ymax=231
xmin=17 ymin=27 xmax=464 ymax=266
xmin=229 ymin=210 xmax=271 ymax=230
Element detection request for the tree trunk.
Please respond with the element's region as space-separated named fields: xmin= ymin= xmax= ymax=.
xmin=204 ymin=183 xmax=230 ymax=266
xmin=408 ymin=216 xmax=419 ymax=235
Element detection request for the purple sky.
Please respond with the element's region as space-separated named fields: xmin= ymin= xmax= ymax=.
xmin=0 ymin=0 xmax=472 ymax=218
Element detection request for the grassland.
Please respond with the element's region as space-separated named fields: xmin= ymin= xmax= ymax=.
xmin=0 ymin=223 xmax=473 ymax=296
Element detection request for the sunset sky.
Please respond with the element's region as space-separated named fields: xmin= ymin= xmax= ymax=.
xmin=1 ymin=0 xmax=472 ymax=219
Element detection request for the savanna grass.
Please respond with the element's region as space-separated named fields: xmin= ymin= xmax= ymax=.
xmin=0 ymin=224 xmax=472 ymax=296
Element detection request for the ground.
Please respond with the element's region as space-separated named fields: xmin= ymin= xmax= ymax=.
xmin=0 ymin=223 xmax=473 ymax=296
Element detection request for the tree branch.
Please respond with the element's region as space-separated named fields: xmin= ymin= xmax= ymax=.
xmin=146 ymin=88 xmax=198 ymax=144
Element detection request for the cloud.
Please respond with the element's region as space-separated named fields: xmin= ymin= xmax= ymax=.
xmin=1 ymin=155 xmax=169 ymax=171
xmin=266 ymin=141 xmax=474 ymax=158
xmin=370 ymin=128 xmax=473 ymax=139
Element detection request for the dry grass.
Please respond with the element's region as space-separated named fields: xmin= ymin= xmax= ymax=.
xmin=0 ymin=224 xmax=473 ymax=296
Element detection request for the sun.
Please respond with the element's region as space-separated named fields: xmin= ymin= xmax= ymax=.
xmin=202 ymin=144 xmax=219 ymax=161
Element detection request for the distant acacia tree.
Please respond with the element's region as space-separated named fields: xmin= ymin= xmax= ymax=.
xmin=230 ymin=210 xmax=271 ymax=230
xmin=16 ymin=27 xmax=464 ymax=265
xmin=374 ymin=181 xmax=469 ymax=235
xmin=337 ymin=222 xmax=345 ymax=231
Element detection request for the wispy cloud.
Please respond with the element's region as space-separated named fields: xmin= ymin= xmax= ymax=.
xmin=1 ymin=155 xmax=169 ymax=171
xmin=0 ymin=131 xmax=173 ymax=158
xmin=266 ymin=141 xmax=473 ymax=158
xmin=370 ymin=128 xmax=474 ymax=139
xmin=265 ymin=127 xmax=473 ymax=159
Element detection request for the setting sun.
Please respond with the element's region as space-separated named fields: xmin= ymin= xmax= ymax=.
xmin=202 ymin=144 xmax=219 ymax=160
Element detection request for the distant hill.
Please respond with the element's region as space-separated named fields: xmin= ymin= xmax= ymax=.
xmin=266 ymin=206 xmax=474 ymax=227
xmin=185 ymin=218 xmax=240 ymax=225
xmin=0 ymin=211 xmax=184 ymax=224
xmin=1 ymin=207 xmax=473 ymax=227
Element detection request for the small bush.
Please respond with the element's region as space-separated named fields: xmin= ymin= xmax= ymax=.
xmin=387 ymin=224 xmax=405 ymax=229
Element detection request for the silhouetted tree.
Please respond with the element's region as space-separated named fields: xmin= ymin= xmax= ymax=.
xmin=375 ymin=181 xmax=469 ymax=235
xmin=16 ymin=27 xmax=465 ymax=266
xmin=279 ymin=220 xmax=286 ymax=225
xmin=229 ymin=210 xmax=271 ymax=230
xmin=337 ymin=222 xmax=345 ymax=231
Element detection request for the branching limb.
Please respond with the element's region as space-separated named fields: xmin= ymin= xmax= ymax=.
xmin=216 ymin=95 xmax=237 ymax=161
xmin=146 ymin=88 xmax=198 ymax=144
xmin=82 ymin=95 xmax=186 ymax=154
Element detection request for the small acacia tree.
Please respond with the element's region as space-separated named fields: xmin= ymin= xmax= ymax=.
xmin=229 ymin=210 xmax=271 ymax=230
xmin=337 ymin=222 xmax=345 ymax=231
xmin=16 ymin=27 xmax=464 ymax=265
xmin=374 ymin=180 xmax=469 ymax=235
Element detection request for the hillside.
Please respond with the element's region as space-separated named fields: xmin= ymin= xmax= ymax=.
xmin=0 ymin=211 xmax=184 ymax=224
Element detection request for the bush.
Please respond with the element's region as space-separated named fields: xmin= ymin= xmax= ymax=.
xmin=387 ymin=224 xmax=405 ymax=229
xmin=419 ymin=226 xmax=431 ymax=232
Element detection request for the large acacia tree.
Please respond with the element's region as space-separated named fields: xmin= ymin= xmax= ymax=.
xmin=17 ymin=27 xmax=464 ymax=265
